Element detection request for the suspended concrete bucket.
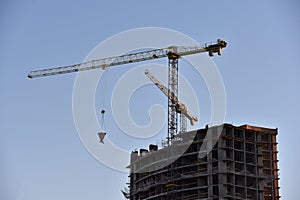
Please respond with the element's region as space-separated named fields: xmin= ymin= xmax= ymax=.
xmin=98 ymin=132 xmax=106 ymax=144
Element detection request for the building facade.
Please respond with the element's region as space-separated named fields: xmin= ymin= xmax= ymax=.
xmin=127 ymin=124 xmax=280 ymax=200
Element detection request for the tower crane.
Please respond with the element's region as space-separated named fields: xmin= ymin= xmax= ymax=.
xmin=28 ymin=39 xmax=227 ymax=144
xmin=144 ymin=69 xmax=197 ymax=133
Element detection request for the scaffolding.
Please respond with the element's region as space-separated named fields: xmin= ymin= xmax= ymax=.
xmin=128 ymin=123 xmax=280 ymax=200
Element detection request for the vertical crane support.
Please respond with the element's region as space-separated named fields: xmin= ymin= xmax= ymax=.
xmin=180 ymin=113 xmax=187 ymax=133
xmin=167 ymin=52 xmax=180 ymax=200
xmin=167 ymin=52 xmax=180 ymax=144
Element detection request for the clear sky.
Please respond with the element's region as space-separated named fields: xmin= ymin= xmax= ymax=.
xmin=1 ymin=0 xmax=299 ymax=199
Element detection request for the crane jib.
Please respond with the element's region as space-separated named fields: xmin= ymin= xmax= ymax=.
xmin=27 ymin=39 xmax=227 ymax=78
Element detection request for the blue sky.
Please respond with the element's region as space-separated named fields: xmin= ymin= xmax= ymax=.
xmin=1 ymin=0 xmax=300 ymax=199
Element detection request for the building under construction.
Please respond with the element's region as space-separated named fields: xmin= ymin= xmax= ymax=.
xmin=127 ymin=123 xmax=280 ymax=200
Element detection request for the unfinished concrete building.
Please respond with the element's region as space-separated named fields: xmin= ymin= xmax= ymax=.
xmin=127 ymin=123 xmax=280 ymax=200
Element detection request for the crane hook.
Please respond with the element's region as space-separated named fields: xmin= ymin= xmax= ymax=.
xmin=98 ymin=109 xmax=106 ymax=144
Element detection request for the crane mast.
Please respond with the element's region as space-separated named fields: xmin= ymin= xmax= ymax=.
xmin=167 ymin=53 xmax=179 ymax=142
xmin=144 ymin=69 xmax=198 ymax=133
